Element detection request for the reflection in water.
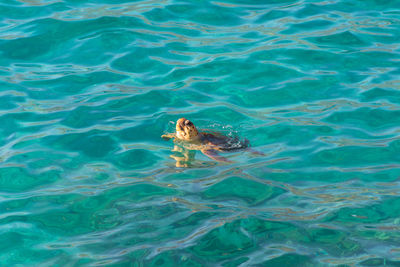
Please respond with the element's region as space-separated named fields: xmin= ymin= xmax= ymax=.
xmin=170 ymin=145 xmax=196 ymax=168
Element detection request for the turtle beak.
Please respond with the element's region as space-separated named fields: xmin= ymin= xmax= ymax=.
xmin=176 ymin=118 xmax=186 ymax=130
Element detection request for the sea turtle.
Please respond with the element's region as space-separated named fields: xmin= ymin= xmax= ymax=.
xmin=162 ymin=118 xmax=259 ymax=167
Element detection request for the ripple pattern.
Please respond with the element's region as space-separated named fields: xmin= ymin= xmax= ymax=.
xmin=0 ymin=0 xmax=400 ymax=265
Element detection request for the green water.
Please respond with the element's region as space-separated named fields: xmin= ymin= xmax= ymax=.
xmin=1 ymin=0 xmax=400 ymax=266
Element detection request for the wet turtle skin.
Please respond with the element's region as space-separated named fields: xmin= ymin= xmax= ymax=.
xmin=162 ymin=118 xmax=252 ymax=166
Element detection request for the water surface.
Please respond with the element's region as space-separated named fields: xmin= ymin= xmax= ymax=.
xmin=1 ymin=0 xmax=400 ymax=266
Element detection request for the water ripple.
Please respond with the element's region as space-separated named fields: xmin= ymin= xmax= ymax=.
xmin=0 ymin=0 xmax=400 ymax=265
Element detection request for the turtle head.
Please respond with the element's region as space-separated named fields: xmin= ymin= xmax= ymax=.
xmin=176 ymin=118 xmax=199 ymax=141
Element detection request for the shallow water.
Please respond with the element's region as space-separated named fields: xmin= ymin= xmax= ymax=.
xmin=1 ymin=0 xmax=400 ymax=266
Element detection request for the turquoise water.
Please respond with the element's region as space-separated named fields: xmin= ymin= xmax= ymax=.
xmin=1 ymin=0 xmax=400 ymax=266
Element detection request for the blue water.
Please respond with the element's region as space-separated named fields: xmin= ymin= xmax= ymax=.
xmin=1 ymin=0 xmax=400 ymax=266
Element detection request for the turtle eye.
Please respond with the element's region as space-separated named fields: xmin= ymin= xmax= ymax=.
xmin=185 ymin=120 xmax=192 ymax=126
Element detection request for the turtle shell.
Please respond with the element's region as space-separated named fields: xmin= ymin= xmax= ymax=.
xmin=177 ymin=132 xmax=249 ymax=152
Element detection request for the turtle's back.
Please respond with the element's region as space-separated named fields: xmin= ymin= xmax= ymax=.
xmin=201 ymin=132 xmax=249 ymax=151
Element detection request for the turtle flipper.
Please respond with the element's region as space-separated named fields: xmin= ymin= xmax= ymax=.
xmin=201 ymin=149 xmax=231 ymax=162
xmin=161 ymin=133 xmax=176 ymax=141
xmin=247 ymin=148 xmax=265 ymax=156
